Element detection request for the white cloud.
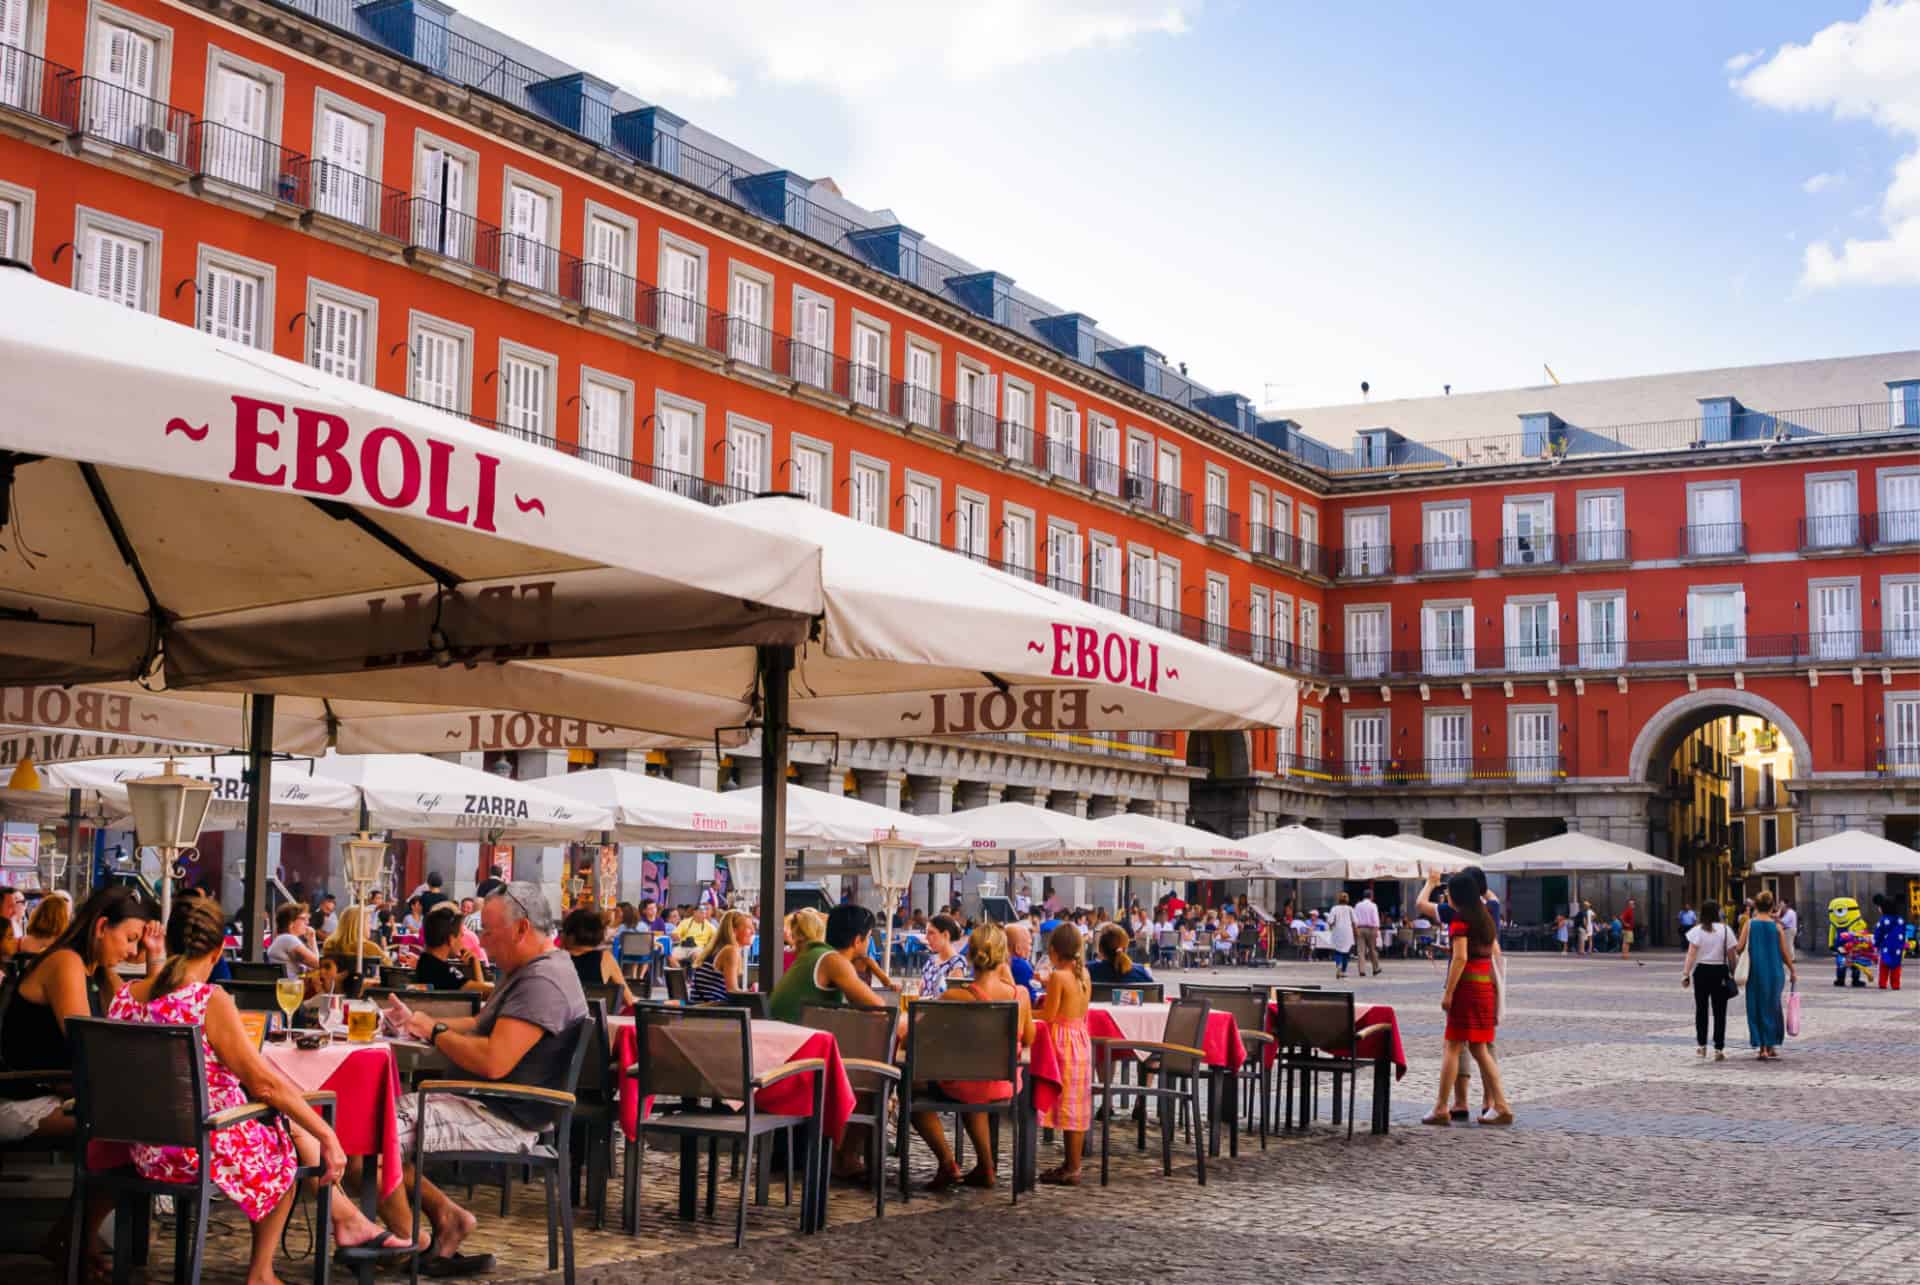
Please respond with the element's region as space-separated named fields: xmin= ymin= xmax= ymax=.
xmin=456 ymin=1 xmax=1192 ymax=101
xmin=1723 ymin=48 xmax=1765 ymax=74
xmin=1732 ymin=0 xmax=1920 ymax=287
xmin=1801 ymin=170 xmax=1844 ymax=192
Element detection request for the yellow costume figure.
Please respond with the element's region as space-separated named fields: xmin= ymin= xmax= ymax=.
xmin=1828 ymin=897 xmax=1873 ymax=987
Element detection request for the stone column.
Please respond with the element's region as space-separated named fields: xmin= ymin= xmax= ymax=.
xmin=668 ymin=749 xmax=723 ymax=791
xmin=596 ymin=749 xmax=647 ymax=773
xmin=924 ymin=778 xmax=958 ymax=911
xmin=1478 ymin=817 xmax=1507 ymax=855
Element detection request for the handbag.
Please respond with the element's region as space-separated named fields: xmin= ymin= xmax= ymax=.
xmin=1719 ymin=925 xmax=1740 ymax=1000
xmin=1785 ymin=981 xmax=1801 ymax=1037
xmin=1732 ymin=933 xmax=1751 ymax=986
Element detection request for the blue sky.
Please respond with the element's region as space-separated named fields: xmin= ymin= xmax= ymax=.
xmin=457 ymin=1 xmax=1920 ymax=408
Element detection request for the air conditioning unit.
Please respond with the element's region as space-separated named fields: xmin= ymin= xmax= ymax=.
xmin=132 ymin=124 xmax=179 ymax=161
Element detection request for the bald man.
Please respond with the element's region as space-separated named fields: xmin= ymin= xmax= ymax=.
xmin=1003 ymin=921 xmax=1044 ymax=1004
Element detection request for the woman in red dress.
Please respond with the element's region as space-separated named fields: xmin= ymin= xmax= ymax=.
xmin=1423 ymin=873 xmax=1514 ymax=1126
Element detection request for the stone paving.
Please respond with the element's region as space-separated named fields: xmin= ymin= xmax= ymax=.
xmin=2 ymin=949 xmax=1914 ymax=1283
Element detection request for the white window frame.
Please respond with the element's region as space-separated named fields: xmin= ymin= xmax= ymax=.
xmin=1301 ymin=708 xmax=1322 ymax=764
xmin=406 ymin=310 xmax=473 ymax=414
xmin=1087 ymin=411 xmax=1121 ymax=497
xmin=651 ymin=390 xmax=706 ymax=485
xmin=1802 ymin=470 xmax=1859 ymax=549
xmin=1344 ymin=603 xmax=1390 ymax=679
xmin=495 ymin=339 xmax=557 ymax=435
xmin=1425 ymin=708 xmax=1471 ymax=784
xmin=72 ymin=205 xmax=161 ymax=312
xmin=1204 ymin=571 xmax=1230 ymax=648
xmin=954 ymin=487 xmax=991 ymax=560
xmin=1342 ymin=507 xmax=1390 ymax=577
xmin=1044 ymin=395 xmax=1081 ymax=481
xmin=1002 ymin=376 xmax=1035 ymax=463
xmin=309 ymin=87 xmax=383 ymax=228
xmin=410 ymin=127 xmax=478 ymax=214
xmin=1886 ymin=691 xmax=1920 ymax=778
xmin=1124 ymin=430 xmax=1155 ymax=505
xmin=1882 ymin=573 xmax=1920 ymax=660
xmin=1088 ymin=533 xmax=1122 ymax=610
xmin=1875 ymin=465 xmax=1920 ymax=545
xmin=847 ymin=452 xmax=889 ymax=528
xmin=1572 ymin=486 xmax=1626 ymax=562
xmin=1204 ymin=465 xmax=1231 ymax=540
xmin=576 ymin=366 xmax=634 ymax=470
xmin=1500 ymin=492 xmax=1555 ymax=567
xmin=1575 ymin=589 xmax=1627 ymax=670
xmin=1248 ymin=484 xmax=1270 ymax=552
xmin=901 ymin=469 xmax=940 ymax=544
xmin=1507 ymin=705 xmax=1559 ymax=783
xmin=1249 ymin=585 xmax=1270 ymax=663
xmin=725 ymin=261 xmax=775 ymax=368
xmin=84 ymin=1 xmax=174 ymax=108
xmin=201 ymin=45 xmax=285 ymax=193
xmin=578 ymin=198 xmax=638 ymax=321
xmin=1271 ymin=591 xmax=1295 ymax=664
xmin=787 ymin=434 xmax=833 ymax=509
xmin=850 ymin=310 xmax=891 ymax=413
xmin=497 ymin=167 xmax=561 ymax=293
xmin=1126 ymin=543 xmax=1157 ymax=623
xmin=2 ymin=0 xmax=50 ymax=68
xmin=723 ymin=413 xmax=771 ymax=495
xmin=1684 ymin=480 xmax=1742 ymax=556
xmin=1344 ymin=710 xmax=1388 ymax=778
xmin=1046 ymin=519 xmax=1084 ymax=595
xmin=1807 ymin=575 xmax=1861 ymax=662
xmin=0 ymin=179 xmax=36 ymax=266
xmin=1421 ymin=500 xmax=1471 ymax=572
xmin=194 ymin=243 xmax=274 ymax=350
xmin=791 ymin=285 xmax=835 ymax=389
xmin=1002 ymin=503 xmax=1036 ymax=574
xmin=656 ymin=229 xmax=709 ymax=343
xmin=304 ymin=279 xmax=377 ymax=385
xmin=1420 ymin=598 xmax=1473 ymax=677
xmin=1504 ymin=593 xmax=1560 ymax=672
xmin=1155 ymin=555 xmax=1181 ymax=627
xmin=904 ymin=336 xmax=940 ymax=429
xmin=1155 ymin=442 xmax=1182 ymax=521
xmin=1686 ymin=583 xmax=1746 ymax=664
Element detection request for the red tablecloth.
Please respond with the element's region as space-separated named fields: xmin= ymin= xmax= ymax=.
xmin=1264 ymin=1002 xmax=1407 ymax=1079
xmin=264 ymin=1042 xmax=407 ymax=1197
xmin=616 ymin=1024 xmax=856 ymax=1145
xmin=1086 ymin=1005 xmax=1246 ymax=1070
xmin=1026 ymin=1022 xmax=1066 ymax=1117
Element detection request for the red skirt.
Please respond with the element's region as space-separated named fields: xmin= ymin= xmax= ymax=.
xmin=1445 ymin=966 xmax=1497 ymax=1043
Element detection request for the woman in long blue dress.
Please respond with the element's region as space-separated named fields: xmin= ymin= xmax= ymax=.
xmin=1738 ymin=889 xmax=1797 ymax=1059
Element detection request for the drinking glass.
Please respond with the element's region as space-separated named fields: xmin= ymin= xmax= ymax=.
xmin=274 ymin=977 xmax=303 ymax=1038
xmin=346 ymin=1000 xmax=379 ymax=1043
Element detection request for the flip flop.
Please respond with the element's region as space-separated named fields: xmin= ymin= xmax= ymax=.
xmin=1448 ymin=1108 xmax=1469 ymax=1122
xmin=1420 ymin=1113 xmax=1451 ymax=1127
xmin=1479 ymin=1110 xmax=1515 ymax=1127
xmin=423 ymin=1252 xmax=495 ymax=1278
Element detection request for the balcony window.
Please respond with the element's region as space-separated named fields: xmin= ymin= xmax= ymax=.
xmin=203 ymin=63 xmax=275 ymax=193
xmin=198 ymin=253 xmax=270 ymax=349
xmin=1090 ymin=416 xmax=1121 ymax=496
xmin=1804 ymin=475 xmax=1859 ymax=549
xmin=1127 ymin=549 xmax=1156 ymax=624
xmin=1879 ymin=470 xmax=1920 ymax=545
xmin=850 ymin=461 xmax=885 ymax=527
xmin=1205 ymin=577 xmax=1228 ymax=650
xmin=1809 ymin=580 xmax=1859 ymax=661
xmin=578 ymin=374 xmax=630 ymax=472
xmin=1421 ymin=504 xmax=1470 ymax=571
xmin=1343 ymin=510 xmax=1389 ymax=577
xmin=1090 ymin=540 xmax=1122 ymax=612
xmin=955 ymin=494 xmax=989 ymax=560
xmin=313 ymin=103 xmax=377 ymax=229
xmin=1573 ymin=492 xmax=1626 ymax=562
xmin=1003 ymin=382 xmax=1033 ymax=463
xmin=1506 ymin=598 xmax=1558 ymax=671
xmin=792 ymin=290 xmax=832 ymax=389
xmin=1045 ymin=402 xmax=1081 ymax=481
xmin=1687 ymin=587 xmax=1745 ymax=664
xmin=413 ymin=141 xmax=473 ymax=261
xmin=1510 ymin=709 xmax=1557 ymax=783
xmin=1422 ymin=603 xmax=1472 ymax=676
xmin=1346 ymin=713 xmax=1386 ymax=780
xmin=904 ymin=477 xmax=937 ymax=543
xmin=1889 ymin=696 xmax=1920 ymax=778
xmin=408 ymin=316 xmax=469 ymax=413
xmin=1578 ymin=592 xmax=1625 ymax=669
xmin=1346 ymin=606 xmax=1388 ymax=679
xmin=1888 ymin=578 xmax=1920 ymax=659
xmin=1891 ymin=381 xmax=1920 ymax=429
xmin=728 ymin=272 xmax=772 ymax=369
xmin=905 ymin=342 xmax=937 ymax=428
xmin=957 ymin=366 xmax=996 ymax=450
xmin=1156 ymin=444 xmax=1181 ymax=521
xmin=1427 ymin=711 xmax=1469 ymax=784
xmin=791 ymin=442 xmax=829 ymax=508
xmin=658 ymin=241 xmax=704 ymax=344
xmin=1685 ymin=483 xmax=1742 ymax=557
xmin=1502 ymin=496 xmax=1554 ymax=567
xmin=307 ymin=283 xmax=373 ymax=385
xmin=1046 ymin=524 xmax=1083 ymax=597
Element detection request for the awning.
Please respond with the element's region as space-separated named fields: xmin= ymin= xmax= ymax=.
xmin=1480 ymin=832 xmax=1683 ymax=876
xmin=1753 ymin=830 xmax=1920 ymax=875
xmin=537 ymin=768 xmax=762 ymax=849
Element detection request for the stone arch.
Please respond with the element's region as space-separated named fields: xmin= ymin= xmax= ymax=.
xmin=1626 ymin=688 xmax=1814 ymax=785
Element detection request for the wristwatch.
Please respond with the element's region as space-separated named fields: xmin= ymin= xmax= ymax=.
xmin=429 ymin=1022 xmax=449 ymax=1047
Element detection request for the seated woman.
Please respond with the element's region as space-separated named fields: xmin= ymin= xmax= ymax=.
xmin=1086 ymin=924 xmax=1155 ymax=985
xmin=908 ymin=921 xmax=1034 ymax=1191
xmin=413 ymin=905 xmax=491 ymax=993
xmin=112 ymin=896 xmax=416 ymax=1283
xmin=0 ymin=885 xmax=161 ymax=1269
xmin=690 ymin=910 xmax=754 ymax=1003
xmin=559 ymin=906 xmax=634 ymax=1010
xmin=781 ymin=907 xmax=825 ymax=973
xmin=266 ymin=902 xmax=321 ymax=977
xmin=17 ymin=892 xmax=71 ymax=956
xmin=768 ymin=904 xmax=887 ymax=1022
xmin=322 ymin=904 xmax=391 ymax=974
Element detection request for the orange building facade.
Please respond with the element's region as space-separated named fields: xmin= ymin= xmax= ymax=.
xmin=2 ymin=0 xmax=1916 ymax=911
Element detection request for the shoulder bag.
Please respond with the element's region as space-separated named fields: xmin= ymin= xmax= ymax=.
xmin=1731 ymin=925 xmax=1751 ymax=986
xmin=1719 ymin=925 xmax=1740 ymax=1000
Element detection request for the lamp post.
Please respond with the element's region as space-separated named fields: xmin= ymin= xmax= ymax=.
xmin=341 ymin=832 xmax=389 ymax=978
xmin=124 ymin=759 xmax=215 ymax=921
xmin=726 ymin=847 xmax=761 ymax=912
xmin=866 ymin=827 xmax=919 ymax=981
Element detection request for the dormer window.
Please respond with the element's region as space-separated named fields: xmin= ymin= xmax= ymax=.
xmin=1699 ymin=396 xmax=1736 ymax=443
xmin=1891 ymin=380 xmax=1920 ymax=429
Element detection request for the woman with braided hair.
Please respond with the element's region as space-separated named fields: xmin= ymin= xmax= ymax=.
xmin=110 ymin=895 xmax=415 ymax=1285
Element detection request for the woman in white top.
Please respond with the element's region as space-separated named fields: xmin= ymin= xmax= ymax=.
xmin=1326 ymin=892 xmax=1358 ymax=980
xmin=1681 ymin=899 xmax=1740 ymax=1060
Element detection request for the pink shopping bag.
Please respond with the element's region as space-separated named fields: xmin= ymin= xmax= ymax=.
xmin=1784 ymin=983 xmax=1801 ymax=1038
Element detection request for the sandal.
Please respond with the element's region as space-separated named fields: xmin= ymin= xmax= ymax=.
xmin=422 ymin=1252 xmax=496 ymax=1278
xmin=1038 ymin=1169 xmax=1081 ymax=1186
xmin=922 ymin=1163 xmax=962 ymax=1193
xmin=961 ymin=1165 xmax=995 ymax=1189
xmin=1420 ymin=1113 xmax=1452 ymax=1127
xmin=1479 ymin=1110 xmax=1515 ymax=1127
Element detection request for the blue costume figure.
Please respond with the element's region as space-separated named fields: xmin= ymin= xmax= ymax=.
xmin=1871 ymin=894 xmax=1906 ymax=992
xmin=1827 ymin=897 xmax=1873 ymax=987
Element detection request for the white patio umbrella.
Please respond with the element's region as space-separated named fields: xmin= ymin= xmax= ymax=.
xmin=1089 ymin=812 xmax=1255 ymax=866
xmin=307 ymin=754 xmax=612 ymax=842
xmin=1480 ymin=831 xmax=1683 ymax=876
xmin=944 ymin=801 xmax=1147 ymax=856
xmin=1240 ymin=825 xmax=1357 ymax=879
xmin=1379 ymin=833 xmax=1483 ymax=865
xmin=537 ymin=768 xmax=763 ymax=848
xmin=1344 ymin=834 xmax=1477 ymax=878
xmin=723 ymin=784 xmax=967 ymax=851
xmin=29 ymin=754 xmax=363 ymax=834
xmin=1753 ymin=830 xmax=1920 ymax=875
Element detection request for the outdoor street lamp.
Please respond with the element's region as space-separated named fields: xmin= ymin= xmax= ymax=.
xmin=341 ymin=831 xmax=389 ymax=977
xmin=124 ymin=758 xmax=215 ymax=921
xmin=726 ymin=847 xmax=761 ymax=908
xmin=866 ymin=827 xmax=920 ymax=979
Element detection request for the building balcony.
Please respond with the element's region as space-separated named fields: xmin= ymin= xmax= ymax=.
xmin=185 ymin=120 xmax=308 ymax=205
xmin=60 ymin=76 xmax=191 ymax=167
xmin=1679 ymin=521 xmax=1747 ymax=560
xmin=1411 ymin=538 xmax=1476 ymax=575
xmin=1282 ymin=755 xmax=1568 ymax=787
xmin=0 ymin=47 xmax=72 ymax=129
xmin=1799 ymin=512 xmax=1864 ymax=553
xmin=1043 ymin=437 xmax=1091 ymax=485
xmin=1876 ymin=508 xmax=1920 ymax=547
xmin=1497 ymin=534 xmax=1557 ymax=570
xmin=1251 ymin=524 xmax=1335 ymax=575
xmin=1875 ymin=746 xmax=1920 ymax=778
xmin=566 ymin=258 xmax=642 ymax=324
xmin=1335 ymin=544 xmax=1394 ymax=580
xmin=391 ymin=196 xmax=496 ymax=273
xmin=1202 ymin=504 xmax=1241 ymax=545
xmin=292 ymin=158 xmax=407 ymax=240
xmin=1565 ymin=528 xmax=1630 ymax=565
xmin=479 ymin=228 xmax=580 ymax=299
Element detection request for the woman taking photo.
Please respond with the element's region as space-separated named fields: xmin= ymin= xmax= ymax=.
xmin=1423 ymin=873 xmax=1513 ymax=1126
xmin=1739 ymin=889 xmax=1796 ymax=1059
xmin=1681 ymin=900 xmax=1739 ymax=1060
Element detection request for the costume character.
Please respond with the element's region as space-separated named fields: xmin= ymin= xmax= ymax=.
xmin=1828 ymin=897 xmax=1873 ymax=987
xmin=1871 ymin=895 xmax=1906 ymax=991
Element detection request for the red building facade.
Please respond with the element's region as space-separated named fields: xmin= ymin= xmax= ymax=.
xmin=1 ymin=0 xmax=1915 ymax=907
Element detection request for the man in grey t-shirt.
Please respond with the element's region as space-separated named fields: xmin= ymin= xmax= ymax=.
xmin=386 ymin=882 xmax=587 ymax=1276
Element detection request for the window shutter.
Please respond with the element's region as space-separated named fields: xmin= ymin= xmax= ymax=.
xmin=1542 ymin=494 xmax=1555 ymax=534
xmin=1068 ymin=410 xmax=1082 ymax=452
xmin=1503 ymin=601 xmax=1518 ymax=664
xmin=1685 ymin=591 xmax=1701 ymax=641
xmin=1420 ymin=607 xmax=1435 ymax=659
xmin=1733 ymin=589 xmax=1747 ymax=660
xmin=0 ymin=200 xmax=16 ymax=261
xmin=1501 ymin=501 xmax=1516 ymax=541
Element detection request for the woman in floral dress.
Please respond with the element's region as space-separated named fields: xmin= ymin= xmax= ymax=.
xmin=110 ymin=896 xmax=412 ymax=1285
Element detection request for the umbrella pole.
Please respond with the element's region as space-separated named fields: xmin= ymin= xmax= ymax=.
xmin=755 ymin=645 xmax=793 ymax=993
xmin=65 ymin=789 xmax=85 ymax=898
xmin=239 ymin=695 xmax=276 ymax=964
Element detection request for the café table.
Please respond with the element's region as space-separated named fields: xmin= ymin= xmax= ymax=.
xmin=1265 ymin=1000 xmax=1407 ymax=1135
xmin=1085 ymin=1002 xmax=1245 ymax=1158
xmin=613 ymin=1015 xmax=855 ymax=1228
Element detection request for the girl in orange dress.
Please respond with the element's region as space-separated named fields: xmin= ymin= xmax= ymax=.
xmin=1036 ymin=922 xmax=1092 ymax=1184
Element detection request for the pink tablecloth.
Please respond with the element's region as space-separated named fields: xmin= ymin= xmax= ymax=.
xmin=616 ymin=1019 xmax=855 ymax=1144
xmin=1026 ymin=1023 xmax=1066 ymax=1117
xmin=1263 ymin=1001 xmax=1408 ymax=1079
xmin=263 ymin=1041 xmax=406 ymax=1197
xmin=1086 ymin=1003 xmax=1245 ymax=1070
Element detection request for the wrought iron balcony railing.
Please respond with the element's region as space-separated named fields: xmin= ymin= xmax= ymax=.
xmin=61 ymin=76 xmax=191 ymax=166
xmin=1411 ymin=538 xmax=1475 ymax=574
xmin=186 ymin=120 xmax=306 ymax=203
xmin=1565 ymin=528 xmax=1630 ymax=564
xmin=1498 ymin=534 xmax=1557 ymax=569
xmin=1679 ymin=521 xmax=1747 ymax=559
xmin=292 ymin=157 xmax=406 ymax=238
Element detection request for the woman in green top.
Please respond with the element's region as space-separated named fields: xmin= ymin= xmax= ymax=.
xmin=768 ymin=904 xmax=888 ymax=1022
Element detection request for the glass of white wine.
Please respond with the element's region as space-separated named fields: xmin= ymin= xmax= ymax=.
xmin=274 ymin=977 xmax=304 ymax=1041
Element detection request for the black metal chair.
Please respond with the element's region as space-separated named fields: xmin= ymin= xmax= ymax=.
xmin=663 ymin=967 xmax=689 ymax=1003
xmin=224 ymin=960 xmax=284 ymax=984
xmin=361 ymin=988 xmax=483 ymax=1020
xmin=581 ymin=981 xmax=625 ymax=1017
xmin=722 ymin=991 xmax=767 ymax=1018
xmin=379 ymin=965 xmax=417 ymax=989
xmin=618 ymin=931 xmax=655 ymax=995
xmin=1089 ymin=981 xmax=1165 ymax=1004
xmin=621 ymin=1005 xmax=826 ymax=1247
xmin=1274 ymin=989 xmax=1389 ymax=1140
xmin=895 ymin=999 xmax=1022 ymax=1205
xmin=1182 ymin=931 xmax=1215 ymax=969
xmin=1093 ymin=997 xmax=1209 ymax=1187
xmin=219 ymin=979 xmax=285 ymax=1013
xmin=566 ymin=1001 xmax=618 ymax=1231
xmin=1177 ymin=984 xmax=1275 ymax=1155
xmin=67 ymin=1017 xmax=339 ymax=1285
xmin=407 ymin=1017 xmax=593 ymax=1285
xmin=798 ymin=1003 xmax=899 ymax=1220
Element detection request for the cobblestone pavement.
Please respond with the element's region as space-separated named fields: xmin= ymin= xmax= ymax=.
xmin=4 ymin=950 xmax=1914 ymax=1283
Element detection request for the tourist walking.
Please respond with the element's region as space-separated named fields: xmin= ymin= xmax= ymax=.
xmin=1352 ymin=889 xmax=1383 ymax=976
xmin=1326 ymin=892 xmax=1357 ymax=980
xmin=1681 ymin=900 xmax=1739 ymax=1060
xmin=1621 ymin=898 xmax=1641 ymax=964
xmin=1577 ymin=901 xmax=1596 ymax=954
xmin=1739 ymin=890 xmax=1796 ymax=1059
xmin=1871 ymin=894 xmax=1906 ymax=990
xmin=1422 ymin=872 xmax=1513 ymax=1126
